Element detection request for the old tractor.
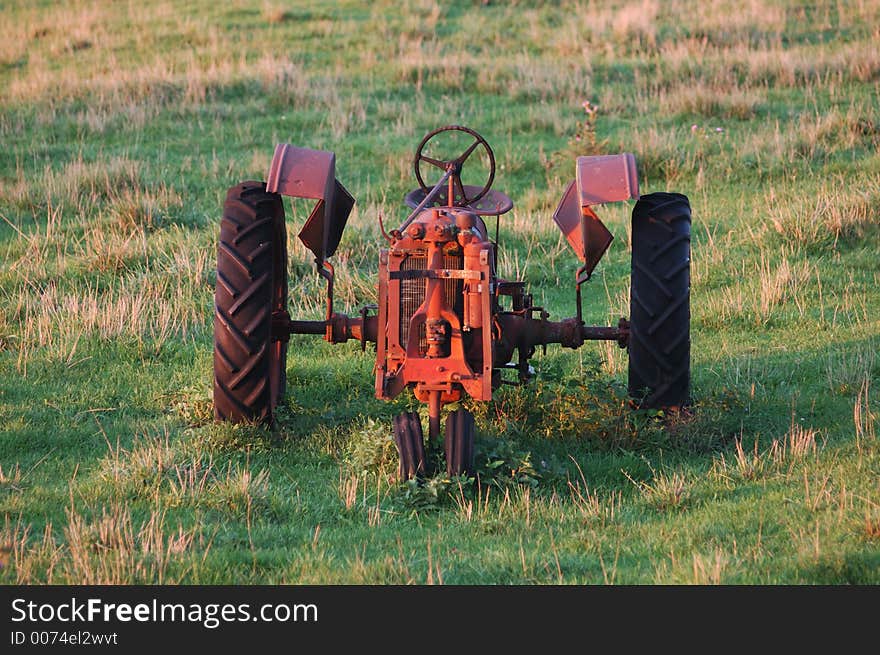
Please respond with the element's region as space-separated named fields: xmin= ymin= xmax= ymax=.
xmin=213 ymin=125 xmax=691 ymax=479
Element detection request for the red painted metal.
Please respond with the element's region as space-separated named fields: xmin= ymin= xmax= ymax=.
xmin=373 ymin=206 xmax=495 ymax=405
xmin=552 ymin=180 xmax=614 ymax=275
xmin=404 ymin=185 xmax=513 ymax=216
xmin=264 ymin=127 xmax=640 ymax=446
xmin=413 ymin=125 xmax=496 ymax=206
xmin=553 ymin=153 xmax=639 ymax=274
xmin=576 ymin=153 xmax=639 ymax=207
xmin=266 ymin=143 xmax=355 ymax=261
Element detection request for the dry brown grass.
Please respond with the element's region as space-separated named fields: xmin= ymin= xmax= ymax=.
xmin=772 ymin=422 xmax=821 ymax=465
xmin=688 ymin=548 xmax=729 ymax=585
xmin=98 ymin=430 xmax=270 ymax=514
xmin=653 ymin=545 xmax=732 ymax=584
xmin=1 ymin=153 xmax=210 ymax=370
xmin=64 ymin=505 xmax=195 ymax=584
xmin=701 ymin=249 xmax=813 ymax=326
xmin=854 ymin=379 xmax=876 ymax=443
xmin=713 ymin=419 xmax=824 ymax=484
xmin=624 ymin=465 xmax=690 ymax=511
xmin=1 ymin=505 xmax=196 ymax=584
xmin=768 ymin=179 xmax=880 ymax=251
xmin=261 ymin=2 xmax=292 ymax=24
xmin=12 ymin=269 xmax=205 ymax=364
xmin=567 ymin=458 xmax=621 ymax=522
xmin=0 ymin=463 xmax=23 ymax=490
xmin=208 ymin=462 xmax=270 ymax=514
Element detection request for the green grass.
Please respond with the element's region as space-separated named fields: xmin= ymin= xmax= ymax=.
xmin=0 ymin=0 xmax=878 ymax=584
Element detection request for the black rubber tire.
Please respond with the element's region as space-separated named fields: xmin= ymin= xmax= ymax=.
xmin=213 ymin=181 xmax=288 ymax=423
xmin=628 ymin=192 xmax=691 ymax=409
xmin=445 ymin=409 xmax=475 ymax=477
xmin=393 ymin=412 xmax=427 ymax=480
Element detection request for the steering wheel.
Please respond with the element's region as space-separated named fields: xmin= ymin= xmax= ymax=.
xmin=414 ymin=125 xmax=496 ymax=207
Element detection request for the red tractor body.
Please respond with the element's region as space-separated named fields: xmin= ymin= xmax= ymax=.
xmin=214 ymin=126 xmax=692 ymax=479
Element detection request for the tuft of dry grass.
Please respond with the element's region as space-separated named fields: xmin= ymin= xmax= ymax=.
xmin=206 ymin=463 xmax=270 ymax=514
xmin=702 ymin=249 xmax=814 ymax=326
xmin=0 ymin=463 xmax=23 ymax=490
xmin=0 ymin=517 xmax=62 ymax=584
xmin=98 ymin=430 xmax=270 ymax=515
xmin=64 ymin=504 xmax=194 ymax=584
xmin=854 ymin=379 xmax=876 ymax=443
xmin=755 ymin=253 xmax=811 ymax=322
xmin=768 ymin=179 xmax=880 ymax=251
xmin=730 ymin=436 xmax=766 ymax=481
xmin=567 ymin=457 xmax=621 ymax=522
xmin=166 ymin=457 xmax=215 ymax=506
xmin=0 ymin=156 xmax=142 ymax=214
xmin=770 ymin=422 xmax=821 ymax=466
xmin=624 ymin=466 xmax=690 ymax=511
xmin=654 ymin=79 xmax=764 ymax=120
xmin=653 ymin=545 xmax=732 ymax=584
xmin=338 ymin=471 xmax=361 ymax=511
xmin=1 ymin=506 xmax=196 ymax=584
xmin=688 ymin=548 xmax=728 ymax=585
xmin=100 ymin=430 xmax=185 ymax=497
xmin=629 ymin=125 xmax=706 ymax=185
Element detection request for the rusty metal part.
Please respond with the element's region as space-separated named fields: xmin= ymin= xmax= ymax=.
xmin=576 ymin=154 xmax=639 ymax=207
xmin=272 ymin=312 xmax=378 ymax=345
xmin=494 ymin=312 xmax=630 ymax=356
xmin=404 ymin=185 xmax=513 ymax=217
xmin=558 ymin=316 xmax=585 ymax=349
xmin=398 ymin=168 xmax=454 ymax=233
xmin=553 ymin=153 xmax=638 ymax=271
xmin=615 ymin=317 xmax=630 ymax=348
xmin=376 ymin=208 xmax=494 ymax=403
xmin=554 ymin=183 xmax=614 ymax=278
xmin=271 ymin=309 xmax=294 ymax=342
xmin=359 ymin=305 xmax=378 ymax=351
xmin=428 ymin=390 xmax=442 ymax=445
xmin=266 ymin=144 xmax=355 ymax=262
xmin=445 ymin=409 xmax=475 ymax=476
xmin=414 ymin=125 xmax=496 ymax=207
xmin=391 ymin=268 xmax=481 ymax=281
xmin=394 ymin=412 xmax=427 ymax=480
xmin=377 ymin=211 xmax=393 ymax=243
xmin=425 ymin=318 xmax=450 ymax=357
xmin=315 ymin=260 xmax=337 ymax=341
xmin=553 ymin=153 xmax=640 ymax=325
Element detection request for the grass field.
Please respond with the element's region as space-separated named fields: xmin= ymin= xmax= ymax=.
xmin=0 ymin=0 xmax=878 ymax=584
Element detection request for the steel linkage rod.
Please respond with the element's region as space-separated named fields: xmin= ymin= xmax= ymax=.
xmin=398 ymin=168 xmax=454 ymax=233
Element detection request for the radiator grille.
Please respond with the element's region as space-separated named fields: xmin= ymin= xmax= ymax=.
xmin=443 ymin=253 xmax=464 ymax=316
xmin=400 ymin=255 xmax=426 ymax=353
xmin=398 ymin=253 xmax=463 ymax=355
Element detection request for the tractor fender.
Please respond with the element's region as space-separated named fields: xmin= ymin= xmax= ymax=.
xmin=552 ymin=153 xmax=639 ymax=276
xmin=266 ymin=143 xmax=355 ymax=261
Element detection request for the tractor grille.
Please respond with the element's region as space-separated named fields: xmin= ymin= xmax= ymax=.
xmin=399 ymin=253 xmax=463 ymax=354
xmin=443 ymin=253 xmax=464 ymax=317
xmin=400 ymin=255 xmax=426 ymax=353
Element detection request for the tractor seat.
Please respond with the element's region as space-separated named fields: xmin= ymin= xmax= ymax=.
xmin=404 ymin=185 xmax=513 ymax=216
